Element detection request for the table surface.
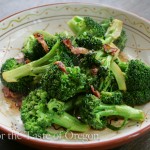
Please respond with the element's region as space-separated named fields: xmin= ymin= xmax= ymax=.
xmin=0 ymin=0 xmax=150 ymax=150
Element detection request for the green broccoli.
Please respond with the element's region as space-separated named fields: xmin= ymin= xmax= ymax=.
xmin=67 ymin=16 xmax=108 ymax=37
xmin=75 ymin=32 xmax=102 ymax=50
xmin=124 ymin=59 xmax=150 ymax=91
xmin=22 ymin=30 xmax=57 ymax=61
xmin=80 ymin=49 xmax=126 ymax=91
xmin=2 ymin=40 xmax=59 ymax=83
xmin=114 ymin=30 xmax=127 ymax=51
xmin=101 ymin=91 xmax=123 ymax=105
xmin=80 ymin=94 xmax=144 ymax=130
xmin=2 ymin=35 xmax=79 ymax=83
xmin=21 ymin=89 xmax=90 ymax=137
xmin=41 ymin=62 xmax=87 ymax=101
xmin=123 ymin=89 xmax=150 ymax=106
xmin=0 ymin=58 xmax=33 ymax=94
xmin=116 ymin=59 xmax=150 ymax=105
xmin=103 ymin=19 xmax=123 ymax=44
xmin=68 ymin=16 xmax=123 ymax=46
xmin=118 ymin=59 xmax=150 ymax=91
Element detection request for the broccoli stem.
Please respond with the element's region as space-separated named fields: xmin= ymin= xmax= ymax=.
xmin=110 ymin=61 xmax=126 ymax=91
xmin=96 ymin=104 xmax=144 ymax=122
xmin=104 ymin=19 xmax=123 ymax=44
xmin=31 ymin=40 xmax=60 ymax=67
xmin=52 ymin=112 xmax=90 ymax=132
xmin=32 ymin=65 xmax=50 ymax=74
xmin=2 ymin=40 xmax=60 ymax=82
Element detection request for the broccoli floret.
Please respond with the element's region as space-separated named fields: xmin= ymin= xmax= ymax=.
xmin=114 ymin=30 xmax=127 ymax=51
xmin=0 ymin=58 xmax=33 ymax=94
xmin=75 ymin=32 xmax=102 ymax=50
xmin=125 ymin=59 xmax=150 ymax=91
xmin=123 ymin=89 xmax=150 ymax=106
xmin=22 ymin=30 xmax=57 ymax=61
xmin=94 ymin=50 xmax=126 ymax=91
xmin=21 ymin=89 xmax=90 ymax=137
xmin=67 ymin=16 xmax=107 ymax=37
xmin=80 ymin=94 xmax=144 ymax=130
xmin=55 ymin=32 xmax=80 ymax=66
xmin=68 ymin=16 xmax=123 ymax=45
xmin=101 ymin=91 xmax=123 ymax=105
xmin=116 ymin=59 xmax=150 ymax=105
xmin=41 ymin=62 xmax=87 ymax=101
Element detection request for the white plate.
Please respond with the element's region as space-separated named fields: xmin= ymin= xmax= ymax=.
xmin=0 ymin=2 xmax=150 ymax=149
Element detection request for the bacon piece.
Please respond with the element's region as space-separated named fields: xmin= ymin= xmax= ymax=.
xmin=34 ymin=33 xmax=49 ymax=53
xmin=90 ymin=85 xmax=100 ymax=98
xmin=103 ymin=44 xmax=118 ymax=56
xmin=54 ymin=61 xmax=67 ymax=74
xmin=91 ymin=67 xmax=99 ymax=75
xmin=15 ymin=101 xmax=22 ymax=109
xmin=25 ymin=58 xmax=31 ymax=64
xmin=63 ymin=39 xmax=89 ymax=55
xmin=71 ymin=47 xmax=89 ymax=55
xmin=2 ymin=87 xmax=21 ymax=99
xmin=63 ymin=39 xmax=73 ymax=49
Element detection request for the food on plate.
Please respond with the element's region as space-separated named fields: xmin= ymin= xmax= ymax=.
xmin=1 ymin=16 xmax=149 ymax=137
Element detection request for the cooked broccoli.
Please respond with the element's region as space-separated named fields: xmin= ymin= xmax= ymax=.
xmin=1 ymin=16 xmax=150 ymax=137
xmin=110 ymin=60 xmax=126 ymax=91
xmin=68 ymin=16 xmax=123 ymax=46
xmin=115 ymin=58 xmax=128 ymax=72
xmin=54 ymin=32 xmax=80 ymax=66
xmin=67 ymin=16 xmax=107 ymax=36
xmin=22 ymin=30 xmax=57 ymax=61
xmin=80 ymin=94 xmax=144 ymax=130
xmin=114 ymin=30 xmax=127 ymax=51
xmin=21 ymin=89 xmax=90 ymax=137
xmin=124 ymin=59 xmax=150 ymax=91
xmin=2 ymin=35 xmax=79 ymax=83
xmin=2 ymin=40 xmax=60 ymax=83
xmin=80 ymin=49 xmax=126 ymax=91
xmin=103 ymin=19 xmax=123 ymax=44
xmin=123 ymin=89 xmax=150 ymax=106
xmin=116 ymin=59 xmax=150 ymax=105
xmin=101 ymin=91 xmax=123 ymax=105
xmin=41 ymin=62 xmax=87 ymax=101
xmin=0 ymin=58 xmax=33 ymax=94
xmin=75 ymin=32 xmax=102 ymax=50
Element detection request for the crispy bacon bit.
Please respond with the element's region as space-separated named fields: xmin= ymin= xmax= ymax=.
xmin=54 ymin=61 xmax=67 ymax=74
xmin=63 ymin=39 xmax=73 ymax=49
xmin=2 ymin=87 xmax=23 ymax=108
xmin=2 ymin=87 xmax=22 ymax=99
xmin=90 ymin=85 xmax=100 ymax=98
xmin=103 ymin=44 xmax=118 ymax=56
xmin=15 ymin=101 xmax=22 ymax=109
xmin=34 ymin=33 xmax=49 ymax=53
xmin=25 ymin=58 xmax=31 ymax=64
xmin=91 ymin=67 xmax=99 ymax=75
xmin=71 ymin=47 xmax=89 ymax=55
xmin=63 ymin=39 xmax=89 ymax=55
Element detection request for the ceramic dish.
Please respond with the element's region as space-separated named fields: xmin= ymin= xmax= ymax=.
xmin=0 ymin=2 xmax=150 ymax=150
